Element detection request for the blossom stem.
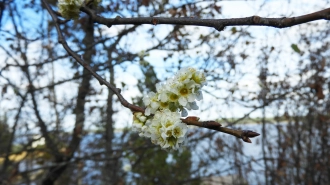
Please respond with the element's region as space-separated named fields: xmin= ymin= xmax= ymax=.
xmin=181 ymin=118 xmax=260 ymax=143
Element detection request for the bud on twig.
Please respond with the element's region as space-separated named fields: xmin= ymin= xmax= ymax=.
xmin=241 ymin=130 xmax=260 ymax=143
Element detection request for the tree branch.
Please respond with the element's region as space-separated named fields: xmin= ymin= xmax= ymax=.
xmin=81 ymin=6 xmax=330 ymax=30
xmin=182 ymin=117 xmax=259 ymax=143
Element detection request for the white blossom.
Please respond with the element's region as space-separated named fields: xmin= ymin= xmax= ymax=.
xmin=143 ymin=92 xmax=160 ymax=115
xmin=132 ymin=112 xmax=147 ymax=133
xmin=58 ymin=0 xmax=101 ymax=20
xmin=132 ymin=67 xmax=206 ymax=150
xmin=149 ymin=110 xmax=187 ymax=150
xmin=122 ymin=164 xmax=132 ymax=172
xmin=58 ymin=0 xmax=84 ymax=20
xmin=176 ymin=67 xmax=196 ymax=84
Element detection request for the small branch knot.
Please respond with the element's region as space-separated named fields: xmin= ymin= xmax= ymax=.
xmin=152 ymin=18 xmax=159 ymax=25
xmin=241 ymin=130 xmax=260 ymax=143
xmin=214 ymin=24 xmax=225 ymax=31
xmin=108 ymin=15 xmax=121 ymax=27
xmin=252 ymin=15 xmax=261 ymax=24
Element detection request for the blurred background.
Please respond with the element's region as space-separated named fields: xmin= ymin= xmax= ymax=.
xmin=0 ymin=0 xmax=330 ymax=184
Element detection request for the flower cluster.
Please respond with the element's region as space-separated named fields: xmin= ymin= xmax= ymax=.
xmin=143 ymin=67 xmax=206 ymax=117
xmin=132 ymin=68 xmax=206 ymax=150
xmin=122 ymin=163 xmax=132 ymax=172
xmin=133 ymin=110 xmax=188 ymax=150
xmin=58 ymin=0 xmax=101 ymax=20
xmin=58 ymin=0 xmax=84 ymax=20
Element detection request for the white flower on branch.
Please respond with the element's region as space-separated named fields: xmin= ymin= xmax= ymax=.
xmin=122 ymin=164 xmax=132 ymax=172
xmin=132 ymin=112 xmax=147 ymax=133
xmin=149 ymin=110 xmax=187 ymax=150
xmin=143 ymin=92 xmax=160 ymax=116
xmin=57 ymin=0 xmax=84 ymax=20
xmin=144 ymin=67 xmax=206 ymax=116
xmin=57 ymin=0 xmax=101 ymax=20
xmin=132 ymin=67 xmax=206 ymax=150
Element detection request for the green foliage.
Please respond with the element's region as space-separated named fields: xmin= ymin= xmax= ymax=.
xmin=0 ymin=115 xmax=11 ymax=156
xmin=138 ymin=60 xmax=159 ymax=93
xmin=291 ymin=43 xmax=301 ymax=53
xmin=126 ymin=133 xmax=200 ymax=185
xmin=133 ymin=59 xmax=160 ymax=107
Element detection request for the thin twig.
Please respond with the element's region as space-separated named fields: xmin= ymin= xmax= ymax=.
xmin=182 ymin=117 xmax=259 ymax=143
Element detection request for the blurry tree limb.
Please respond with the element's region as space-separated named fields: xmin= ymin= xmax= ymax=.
xmin=81 ymin=6 xmax=330 ymax=30
xmin=182 ymin=117 xmax=259 ymax=143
